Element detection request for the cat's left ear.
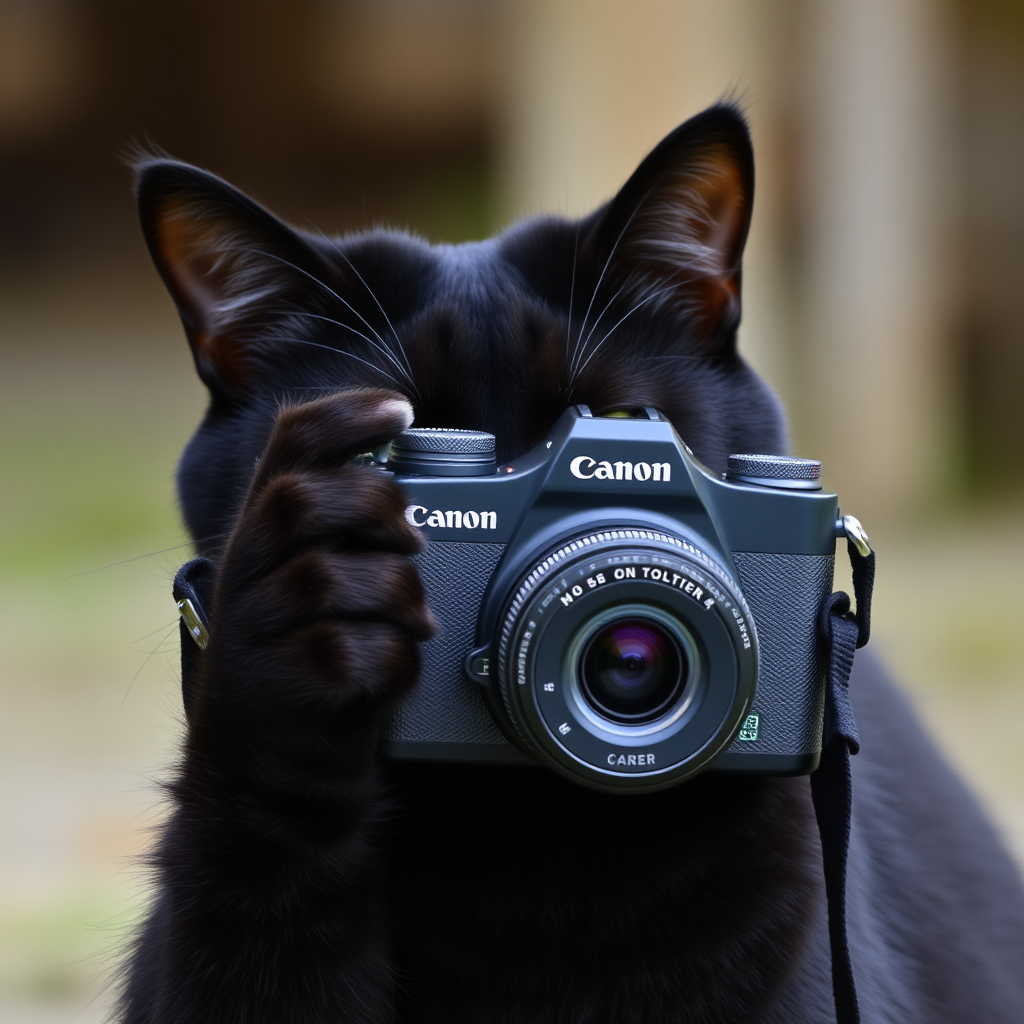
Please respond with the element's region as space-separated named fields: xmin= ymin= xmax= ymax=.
xmin=583 ymin=104 xmax=754 ymax=350
xmin=135 ymin=158 xmax=331 ymax=402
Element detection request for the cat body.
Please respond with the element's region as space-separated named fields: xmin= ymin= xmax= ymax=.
xmin=119 ymin=107 xmax=1024 ymax=1023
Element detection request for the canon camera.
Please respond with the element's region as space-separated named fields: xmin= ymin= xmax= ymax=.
xmin=382 ymin=406 xmax=843 ymax=793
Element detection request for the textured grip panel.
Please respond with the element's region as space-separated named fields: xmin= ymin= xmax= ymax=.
xmin=726 ymin=553 xmax=834 ymax=755
xmin=386 ymin=540 xmax=508 ymax=744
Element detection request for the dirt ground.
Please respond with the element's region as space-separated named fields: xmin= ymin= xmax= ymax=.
xmin=2 ymin=267 xmax=1022 ymax=1023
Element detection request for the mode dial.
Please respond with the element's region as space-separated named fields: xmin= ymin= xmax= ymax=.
xmin=388 ymin=427 xmax=497 ymax=477
xmin=726 ymin=454 xmax=822 ymax=491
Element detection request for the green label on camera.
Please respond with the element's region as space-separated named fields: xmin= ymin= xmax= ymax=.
xmin=737 ymin=714 xmax=760 ymax=742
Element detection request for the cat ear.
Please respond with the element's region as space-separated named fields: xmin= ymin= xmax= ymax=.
xmin=136 ymin=159 xmax=328 ymax=400
xmin=584 ymin=104 xmax=754 ymax=350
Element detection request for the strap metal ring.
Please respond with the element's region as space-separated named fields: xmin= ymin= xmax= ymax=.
xmin=841 ymin=515 xmax=872 ymax=558
xmin=177 ymin=597 xmax=210 ymax=650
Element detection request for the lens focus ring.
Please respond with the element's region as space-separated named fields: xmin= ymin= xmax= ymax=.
xmin=495 ymin=529 xmax=758 ymax=792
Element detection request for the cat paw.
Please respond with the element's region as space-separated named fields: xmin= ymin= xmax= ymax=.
xmin=193 ymin=389 xmax=435 ymax=744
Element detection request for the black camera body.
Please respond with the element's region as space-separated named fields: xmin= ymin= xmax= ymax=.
xmin=383 ymin=406 xmax=840 ymax=793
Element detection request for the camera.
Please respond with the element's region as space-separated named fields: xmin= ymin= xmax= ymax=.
xmin=382 ymin=406 xmax=841 ymax=793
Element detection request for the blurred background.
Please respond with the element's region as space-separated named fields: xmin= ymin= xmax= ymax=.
xmin=2 ymin=0 xmax=1023 ymax=1019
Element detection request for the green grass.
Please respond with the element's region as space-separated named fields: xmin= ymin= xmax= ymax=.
xmin=0 ymin=282 xmax=206 ymax=1019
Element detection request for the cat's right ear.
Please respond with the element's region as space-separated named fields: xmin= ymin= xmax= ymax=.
xmin=579 ymin=105 xmax=755 ymax=354
xmin=135 ymin=159 xmax=326 ymax=401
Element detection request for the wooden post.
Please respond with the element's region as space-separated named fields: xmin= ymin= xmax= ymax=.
xmin=799 ymin=0 xmax=954 ymax=523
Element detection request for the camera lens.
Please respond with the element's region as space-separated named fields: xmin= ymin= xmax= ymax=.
xmin=579 ymin=618 xmax=686 ymax=723
xmin=495 ymin=528 xmax=758 ymax=792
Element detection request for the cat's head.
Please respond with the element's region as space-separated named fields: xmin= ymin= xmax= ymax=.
xmin=136 ymin=104 xmax=785 ymax=551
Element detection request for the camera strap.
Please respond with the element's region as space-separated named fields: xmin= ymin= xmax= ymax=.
xmin=812 ymin=533 xmax=875 ymax=1024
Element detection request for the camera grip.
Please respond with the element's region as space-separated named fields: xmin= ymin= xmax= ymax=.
xmin=725 ymin=552 xmax=835 ymax=757
xmin=386 ymin=540 xmax=508 ymax=746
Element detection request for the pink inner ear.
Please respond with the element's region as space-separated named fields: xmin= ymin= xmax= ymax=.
xmin=618 ymin=144 xmax=750 ymax=341
xmin=694 ymin=158 xmax=748 ymax=297
xmin=174 ymin=248 xmax=224 ymax=324
xmin=157 ymin=201 xmax=230 ymax=324
xmin=154 ymin=200 xmax=248 ymax=388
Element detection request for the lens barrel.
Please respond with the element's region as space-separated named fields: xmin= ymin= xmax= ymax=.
xmin=495 ymin=530 xmax=757 ymax=792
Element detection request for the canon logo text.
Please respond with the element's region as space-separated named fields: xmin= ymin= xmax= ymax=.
xmin=569 ymin=455 xmax=672 ymax=482
xmin=405 ymin=505 xmax=497 ymax=530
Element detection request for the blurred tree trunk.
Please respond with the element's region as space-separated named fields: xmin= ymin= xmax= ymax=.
xmin=798 ymin=0 xmax=956 ymax=525
xmin=957 ymin=0 xmax=1024 ymax=493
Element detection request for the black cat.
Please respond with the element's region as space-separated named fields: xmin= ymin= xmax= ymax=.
xmin=119 ymin=106 xmax=1024 ymax=1023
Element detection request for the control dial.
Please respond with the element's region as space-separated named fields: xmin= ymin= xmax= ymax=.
xmin=726 ymin=454 xmax=822 ymax=491
xmin=388 ymin=427 xmax=497 ymax=477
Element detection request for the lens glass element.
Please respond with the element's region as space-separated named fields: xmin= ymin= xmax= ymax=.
xmin=579 ymin=618 xmax=687 ymax=723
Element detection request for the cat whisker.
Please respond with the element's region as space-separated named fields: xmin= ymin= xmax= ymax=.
xmin=65 ymin=537 xmax=225 ymax=579
xmin=307 ymin=226 xmax=417 ymax=383
xmin=574 ymin=282 xmax=682 ymax=381
xmin=121 ymin=622 xmax=179 ymax=711
xmin=253 ymin=248 xmax=420 ymax=402
xmin=570 ymin=190 xmax=652 ymax=378
xmin=270 ymin=336 xmax=409 ymax=393
xmin=571 ymin=282 xmax=629 ymax=380
xmin=252 ymin=249 xmax=387 ymax=347
xmin=252 ymin=249 xmax=409 ymax=368
xmin=129 ymin=619 xmax=186 ymax=647
xmin=565 ymin=224 xmax=580 ymax=371
xmin=286 ymin=311 xmax=415 ymax=387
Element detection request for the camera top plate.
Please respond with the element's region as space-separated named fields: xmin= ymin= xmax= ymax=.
xmin=394 ymin=405 xmax=838 ymax=557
